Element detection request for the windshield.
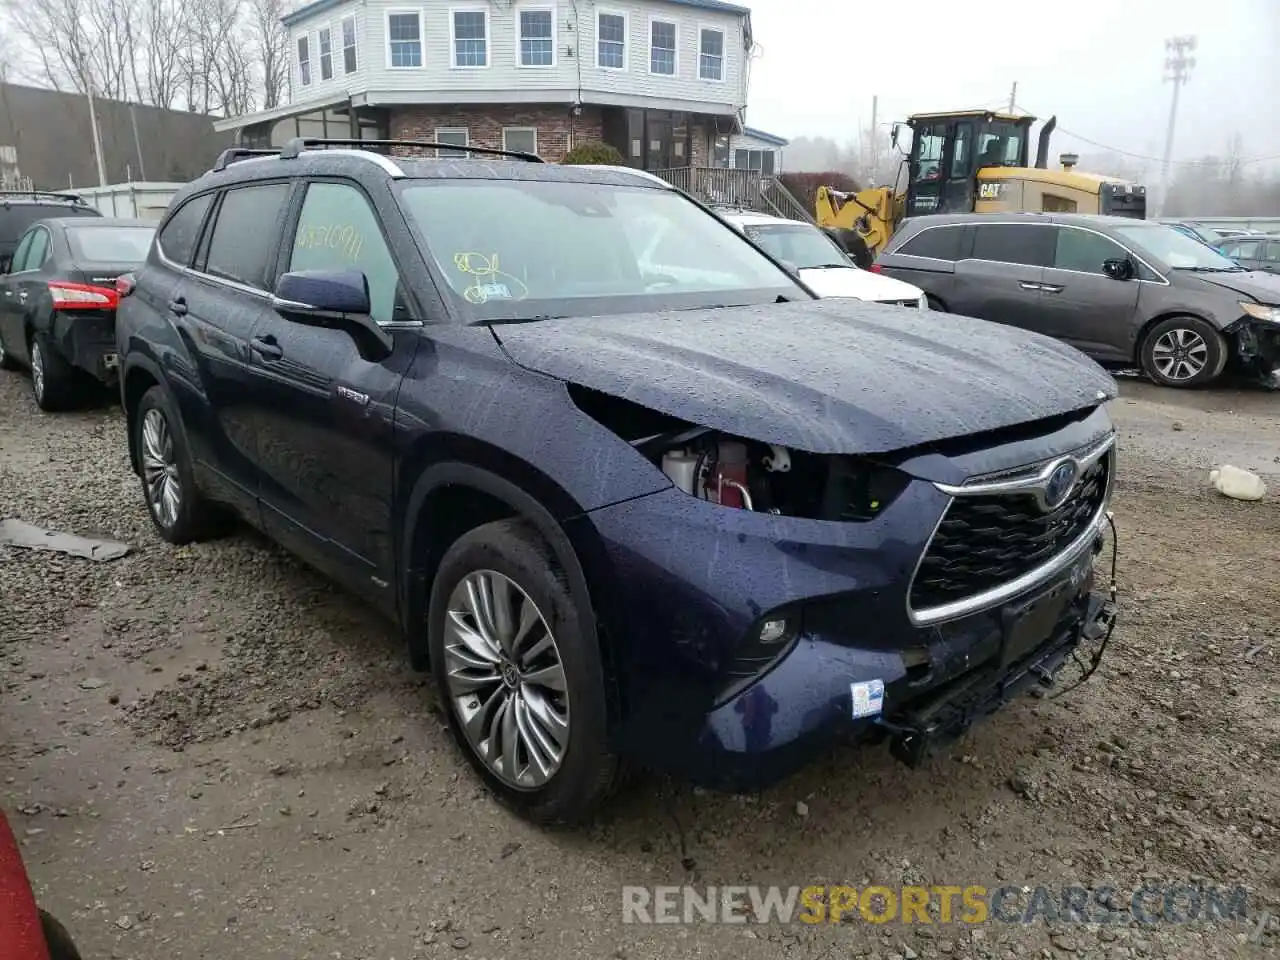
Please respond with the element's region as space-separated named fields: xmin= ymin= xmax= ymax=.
xmin=741 ymin=223 xmax=850 ymax=270
xmin=67 ymin=225 xmax=155 ymax=263
xmin=397 ymin=179 xmax=805 ymax=320
xmin=1114 ymin=224 xmax=1243 ymax=271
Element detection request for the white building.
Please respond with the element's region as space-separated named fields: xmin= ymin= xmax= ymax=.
xmin=216 ymin=0 xmax=787 ymax=170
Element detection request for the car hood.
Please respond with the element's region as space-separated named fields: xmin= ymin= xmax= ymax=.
xmin=1193 ymin=269 xmax=1280 ymax=304
xmin=492 ymin=299 xmax=1118 ymax=455
xmin=797 ymin=265 xmax=923 ymax=303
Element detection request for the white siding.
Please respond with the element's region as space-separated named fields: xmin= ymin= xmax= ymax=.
xmin=284 ymin=0 xmax=748 ymax=111
xmin=729 ymin=132 xmax=784 ymax=172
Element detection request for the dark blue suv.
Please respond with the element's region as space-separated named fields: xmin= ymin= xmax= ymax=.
xmin=116 ymin=138 xmax=1119 ymax=823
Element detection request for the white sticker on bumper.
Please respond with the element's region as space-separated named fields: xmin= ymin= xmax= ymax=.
xmin=850 ymin=679 xmax=885 ymax=719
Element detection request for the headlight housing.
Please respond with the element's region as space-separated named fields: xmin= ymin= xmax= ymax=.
xmin=917 ymin=294 xmax=929 ymax=310
xmin=1240 ymin=301 xmax=1280 ymax=323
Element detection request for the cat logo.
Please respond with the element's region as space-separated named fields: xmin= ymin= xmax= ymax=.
xmin=978 ymin=182 xmax=1005 ymax=200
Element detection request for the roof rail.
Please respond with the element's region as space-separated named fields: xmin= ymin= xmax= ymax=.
xmin=0 ymin=189 xmax=87 ymax=205
xmin=279 ymin=137 xmax=544 ymax=163
xmin=212 ymin=147 xmax=282 ymax=172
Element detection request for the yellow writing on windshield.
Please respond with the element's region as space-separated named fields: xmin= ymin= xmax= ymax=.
xmin=453 ymin=251 xmax=529 ymax=303
xmin=295 ymin=222 xmax=365 ymax=262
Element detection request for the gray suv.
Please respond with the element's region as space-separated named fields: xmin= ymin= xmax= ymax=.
xmin=876 ymin=213 xmax=1280 ymax=388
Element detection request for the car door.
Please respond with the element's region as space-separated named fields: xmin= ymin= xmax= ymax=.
xmin=1034 ymin=225 xmax=1141 ymax=362
xmin=2 ymin=227 xmax=53 ymax=365
xmin=1258 ymin=240 xmax=1280 ymax=275
xmin=248 ymin=177 xmax=420 ymax=611
xmin=0 ymin=231 xmax=35 ymax=361
xmin=174 ymin=182 xmax=294 ymax=520
xmin=950 ymin=222 xmax=1054 ymax=331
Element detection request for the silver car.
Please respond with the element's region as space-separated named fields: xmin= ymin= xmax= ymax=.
xmin=876 ymin=212 xmax=1280 ymax=388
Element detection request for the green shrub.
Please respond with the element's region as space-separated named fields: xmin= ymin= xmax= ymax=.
xmin=561 ymin=141 xmax=625 ymax=165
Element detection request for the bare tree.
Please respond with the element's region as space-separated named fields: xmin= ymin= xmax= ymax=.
xmin=250 ymin=0 xmax=289 ymax=110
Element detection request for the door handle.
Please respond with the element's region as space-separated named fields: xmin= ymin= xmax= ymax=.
xmin=1018 ymin=281 xmax=1042 ymax=291
xmin=168 ymin=297 xmax=188 ymax=316
xmin=1040 ymin=284 xmax=1064 ymax=294
xmin=250 ymin=335 xmax=283 ymax=360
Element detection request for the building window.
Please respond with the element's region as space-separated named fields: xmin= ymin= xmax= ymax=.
xmin=318 ymin=26 xmax=333 ymax=80
xmin=451 ymin=9 xmax=489 ymax=67
xmin=518 ymin=8 xmax=555 ymax=66
xmin=597 ymin=11 xmax=625 ymax=69
xmin=649 ymin=19 xmax=675 ymax=75
xmin=297 ymin=35 xmax=311 ymax=85
xmin=713 ymin=135 xmax=730 ymax=167
xmin=698 ymin=27 xmax=723 ymax=81
xmin=341 ymin=16 xmax=358 ymax=73
xmin=502 ymin=127 xmax=538 ymax=156
xmin=387 ymin=11 xmax=423 ymax=67
xmin=735 ymin=148 xmax=776 ymax=175
xmin=435 ymin=127 xmax=469 ymax=158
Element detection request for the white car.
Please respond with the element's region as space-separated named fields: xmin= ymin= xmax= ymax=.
xmin=721 ymin=211 xmax=927 ymax=307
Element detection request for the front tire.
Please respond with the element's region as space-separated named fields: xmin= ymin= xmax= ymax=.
xmin=134 ymin=385 xmax=231 ymax=544
xmin=30 ymin=333 xmax=77 ymax=411
xmin=1140 ymin=316 xmax=1227 ymax=388
xmin=427 ymin=518 xmax=619 ymax=824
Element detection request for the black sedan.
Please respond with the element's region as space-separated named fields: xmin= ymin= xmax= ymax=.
xmin=0 ymin=216 xmax=155 ymax=410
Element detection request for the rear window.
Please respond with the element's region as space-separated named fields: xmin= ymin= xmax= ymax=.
xmin=898 ymin=225 xmax=965 ymax=261
xmin=0 ymin=203 xmax=98 ymax=249
xmin=67 ymin=225 xmax=156 ymax=263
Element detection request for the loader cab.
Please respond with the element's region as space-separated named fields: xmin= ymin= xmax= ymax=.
xmin=903 ymin=111 xmax=1034 ymax=218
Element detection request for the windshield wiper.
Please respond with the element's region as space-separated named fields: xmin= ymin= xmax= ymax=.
xmin=470 ymin=315 xmax=569 ymax=326
xmin=1172 ymin=265 xmax=1244 ymax=273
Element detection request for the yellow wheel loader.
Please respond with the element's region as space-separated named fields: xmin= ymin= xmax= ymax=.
xmin=816 ymin=110 xmax=1148 ymax=257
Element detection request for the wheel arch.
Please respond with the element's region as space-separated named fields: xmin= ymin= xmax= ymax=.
xmin=397 ymin=435 xmax=603 ymax=676
xmin=121 ymin=357 xmax=164 ymax=475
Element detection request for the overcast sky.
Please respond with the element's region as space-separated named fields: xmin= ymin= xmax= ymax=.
xmin=744 ymin=0 xmax=1280 ymax=170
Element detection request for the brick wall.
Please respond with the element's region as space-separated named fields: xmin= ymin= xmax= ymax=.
xmin=389 ymin=103 xmax=603 ymax=162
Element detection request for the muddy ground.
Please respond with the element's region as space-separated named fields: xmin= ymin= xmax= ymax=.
xmin=0 ymin=370 xmax=1277 ymax=960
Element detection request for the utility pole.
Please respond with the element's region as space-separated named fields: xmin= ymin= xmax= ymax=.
xmin=1007 ymin=81 xmax=1017 ymax=114
xmin=80 ymin=58 xmax=108 ymax=187
xmin=1160 ymin=35 xmax=1196 ymax=214
xmin=869 ymin=94 xmax=878 ymax=185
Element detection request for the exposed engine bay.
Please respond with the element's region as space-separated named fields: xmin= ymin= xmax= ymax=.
xmin=639 ymin=427 xmax=910 ymax=521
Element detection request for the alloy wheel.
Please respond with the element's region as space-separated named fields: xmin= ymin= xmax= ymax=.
xmin=30 ymin=341 xmax=45 ymax=401
xmin=141 ymin=408 xmax=182 ymax=528
xmin=443 ymin=569 xmax=570 ymax=790
xmin=1151 ymin=328 xmax=1208 ymax=382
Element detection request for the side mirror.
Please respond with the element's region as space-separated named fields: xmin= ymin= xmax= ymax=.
xmin=0 ymin=254 xmax=11 ymax=275
xmin=1102 ymin=258 xmax=1134 ymax=281
xmin=271 ymin=269 xmax=393 ymax=361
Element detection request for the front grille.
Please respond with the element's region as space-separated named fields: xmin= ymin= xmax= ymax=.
xmin=909 ymin=451 xmax=1111 ymax=612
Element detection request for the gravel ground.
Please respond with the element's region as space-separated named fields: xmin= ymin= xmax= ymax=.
xmin=1 ymin=369 xmax=1277 ymax=960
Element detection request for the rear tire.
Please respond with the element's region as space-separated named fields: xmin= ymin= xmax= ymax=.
xmin=134 ymin=385 xmax=232 ymax=544
xmin=0 ymin=330 xmax=17 ymax=370
xmin=29 ymin=333 xmax=77 ymax=411
xmin=427 ymin=518 xmax=619 ymax=824
xmin=1140 ymin=316 xmax=1226 ymax=388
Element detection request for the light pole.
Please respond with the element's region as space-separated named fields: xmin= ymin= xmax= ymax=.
xmin=1160 ymin=34 xmax=1196 ymax=215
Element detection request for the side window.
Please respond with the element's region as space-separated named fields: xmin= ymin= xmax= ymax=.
xmin=913 ymin=123 xmax=946 ymax=182
xmin=899 ymin=225 xmax=963 ymax=261
xmin=1053 ymin=227 xmax=1126 ymax=274
xmin=288 ymin=182 xmax=401 ymax=324
xmin=24 ymin=229 xmax=50 ymax=270
xmin=204 ymin=183 xmax=292 ymax=289
xmin=8 ymin=231 xmax=35 ymax=273
xmin=949 ymin=123 xmax=972 ymax=178
xmin=157 ymin=194 xmax=214 ymax=266
xmin=1230 ymin=240 xmax=1260 ymax=260
xmin=1263 ymin=241 xmax=1280 ymax=263
xmin=971 ymin=223 xmax=1054 ymax=268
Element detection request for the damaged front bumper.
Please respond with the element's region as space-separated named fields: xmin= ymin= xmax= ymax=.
xmin=1226 ymin=316 xmax=1280 ymax=388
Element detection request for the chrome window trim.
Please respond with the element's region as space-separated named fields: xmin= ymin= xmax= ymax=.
xmin=893 ymin=221 xmax=1170 ymax=285
xmin=906 ymin=433 xmax=1116 ymax=626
